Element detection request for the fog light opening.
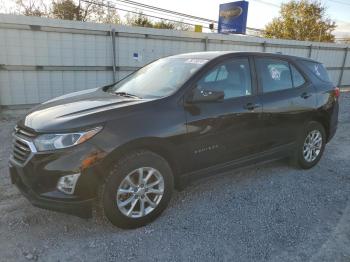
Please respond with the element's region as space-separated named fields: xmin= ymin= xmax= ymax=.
xmin=57 ymin=173 xmax=81 ymax=195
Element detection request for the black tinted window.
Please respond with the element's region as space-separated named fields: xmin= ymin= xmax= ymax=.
xmin=290 ymin=64 xmax=306 ymax=87
xmin=302 ymin=61 xmax=331 ymax=82
xmin=197 ymin=58 xmax=252 ymax=100
xmin=256 ymin=58 xmax=293 ymax=93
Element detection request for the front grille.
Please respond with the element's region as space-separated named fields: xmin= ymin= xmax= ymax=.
xmin=16 ymin=128 xmax=36 ymax=138
xmin=12 ymin=139 xmax=31 ymax=163
xmin=11 ymin=126 xmax=36 ymax=165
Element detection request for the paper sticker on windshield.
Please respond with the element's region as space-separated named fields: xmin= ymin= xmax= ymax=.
xmin=185 ymin=59 xmax=208 ymax=65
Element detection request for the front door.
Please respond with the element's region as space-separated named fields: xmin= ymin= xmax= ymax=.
xmin=184 ymin=57 xmax=264 ymax=171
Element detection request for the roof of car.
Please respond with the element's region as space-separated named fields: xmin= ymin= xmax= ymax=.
xmin=170 ymin=51 xmax=317 ymax=63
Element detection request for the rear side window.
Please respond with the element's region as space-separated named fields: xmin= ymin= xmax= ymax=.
xmin=290 ymin=64 xmax=306 ymax=87
xmin=302 ymin=61 xmax=331 ymax=82
xmin=256 ymin=58 xmax=293 ymax=93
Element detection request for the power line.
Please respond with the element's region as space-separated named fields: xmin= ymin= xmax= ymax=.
xmin=109 ymin=0 xmax=214 ymax=26
xmin=251 ymin=0 xmax=350 ymax=25
xmin=249 ymin=0 xmax=280 ymax=8
xmin=83 ymin=0 xmax=350 ymax=36
xmin=81 ymin=0 xmax=213 ymax=29
xmin=328 ymin=0 xmax=350 ymax=7
xmin=112 ymin=0 xmax=216 ymax=23
xmin=108 ymin=0 xmax=263 ymax=32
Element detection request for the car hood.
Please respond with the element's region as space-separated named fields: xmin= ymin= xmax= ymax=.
xmin=19 ymin=87 xmax=151 ymax=132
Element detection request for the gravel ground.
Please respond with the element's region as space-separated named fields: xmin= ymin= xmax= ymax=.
xmin=0 ymin=92 xmax=349 ymax=262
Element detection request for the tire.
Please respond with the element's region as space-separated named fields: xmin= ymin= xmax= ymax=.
xmin=99 ymin=150 xmax=174 ymax=229
xmin=293 ymin=121 xmax=326 ymax=169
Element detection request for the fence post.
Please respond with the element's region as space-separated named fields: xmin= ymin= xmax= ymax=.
xmin=308 ymin=44 xmax=313 ymax=58
xmin=338 ymin=47 xmax=348 ymax=87
xmin=204 ymin=36 xmax=209 ymax=51
xmin=111 ymin=28 xmax=117 ymax=82
xmin=262 ymin=41 xmax=267 ymax=52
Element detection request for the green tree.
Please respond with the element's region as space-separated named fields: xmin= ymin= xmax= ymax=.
xmin=50 ymin=0 xmax=120 ymax=23
xmin=263 ymin=0 xmax=336 ymax=42
xmin=51 ymin=0 xmax=79 ymax=20
xmin=153 ymin=20 xmax=175 ymax=29
xmin=126 ymin=11 xmax=153 ymax=28
xmin=125 ymin=13 xmax=191 ymax=31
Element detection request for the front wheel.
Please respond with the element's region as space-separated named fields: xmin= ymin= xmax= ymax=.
xmin=100 ymin=150 xmax=174 ymax=229
xmin=293 ymin=121 xmax=326 ymax=169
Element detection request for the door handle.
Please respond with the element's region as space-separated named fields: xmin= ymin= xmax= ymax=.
xmin=243 ymin=103 xmax=261 ymax=110
xmin=300 ymin=92 xmax=312 ymax=99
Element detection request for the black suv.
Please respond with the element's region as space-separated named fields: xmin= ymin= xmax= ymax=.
xmin=9 ymin=51 xmax=339 ymax=228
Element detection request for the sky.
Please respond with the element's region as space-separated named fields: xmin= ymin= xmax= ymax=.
xmin=1 ymin=0 xmax=350 ymax=38
xmin=133 ymin=0 xmax=350 ymax=38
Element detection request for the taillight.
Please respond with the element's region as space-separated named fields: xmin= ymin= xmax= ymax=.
xmin=333 ymin=87 xmax=340 ymax=98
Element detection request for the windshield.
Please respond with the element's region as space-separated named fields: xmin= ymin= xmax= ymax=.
xmin=109 ymin=57 xmax=208 ymax=99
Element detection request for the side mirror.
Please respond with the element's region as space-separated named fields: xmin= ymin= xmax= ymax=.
xmin=188 ymin=88 xmax=224 ymax=103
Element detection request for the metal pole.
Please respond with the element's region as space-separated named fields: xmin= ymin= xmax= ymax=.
xmin=262 ymin=41 xmax=267 ymax=52
xmin=111 ymin=28 xmax=116 ymax=82
xmin=338 ymin=47 xmax=348 ymax=87
xmin=204 ymin=36 xmax=208 ymax=51
xmin=308 ymin=44 xmax=312 ymax=58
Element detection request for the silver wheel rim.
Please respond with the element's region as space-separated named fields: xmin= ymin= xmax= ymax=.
xmin=116 ymin=167 xmax=164 ymax=218
xmin=303 ymin=130 xmax=322 ymax=163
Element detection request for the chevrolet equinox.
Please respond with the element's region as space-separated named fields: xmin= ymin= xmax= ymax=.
xmin=9 ymin=51 xmax=339 ymax=228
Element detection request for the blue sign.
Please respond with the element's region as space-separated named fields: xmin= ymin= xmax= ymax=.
xmin=218 ymin=1 xmax=249 ymax=34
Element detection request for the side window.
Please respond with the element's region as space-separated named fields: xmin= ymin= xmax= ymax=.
xmin=197 ymin=58 xmax=252 ymax=100
xmin=256 ymin=58 xmax=293 ymax=93
xmin=290 ymin=64 xmax=306 ymax=87
xmin=204 ymin=65 xmax=228 ymax=82
xmin=302 ymin=61 xmax=331 ymax=82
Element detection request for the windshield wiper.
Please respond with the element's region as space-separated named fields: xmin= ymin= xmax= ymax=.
xmin=114 ymin=92 xmax=141 ymax=99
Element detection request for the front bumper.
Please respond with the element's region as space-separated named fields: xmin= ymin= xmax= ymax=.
xmin=8 ymin=133 xmax=108 ymax=218
xmin=9 ymin=163 xmax=93 ymax=218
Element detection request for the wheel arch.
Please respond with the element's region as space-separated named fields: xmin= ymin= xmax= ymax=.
xmin=101 ymin=137 xmax=181 ymax=181
xmin=309 ymin=111 xmax=330 ymax=142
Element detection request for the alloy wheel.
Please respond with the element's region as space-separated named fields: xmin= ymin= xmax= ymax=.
xmin=116 ymin=167 xmax=164 ymax=218
xmin=303 ymin=130 xmax=322 ymax=162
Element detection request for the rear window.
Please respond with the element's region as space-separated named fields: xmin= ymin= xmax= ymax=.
xmin=255 ymin=58 xmax=293 ymax=93
xmin=302 ymin=61 xmax=331 ymax=82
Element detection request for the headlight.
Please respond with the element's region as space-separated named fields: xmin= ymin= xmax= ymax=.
xmin=34 ymin=126 xmax=102 ymax=151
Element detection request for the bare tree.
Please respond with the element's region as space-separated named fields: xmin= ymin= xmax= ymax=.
xmin=5 ymin=0 xmax=188 ymax=31
xmin=15 ymin=0 xmax=49 ymax=16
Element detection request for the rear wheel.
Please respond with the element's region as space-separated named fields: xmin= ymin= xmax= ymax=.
xmin=100 ymin=150 xmax=174 ymax=229
xmin=293 ymin=121 xmax=326 ymax=169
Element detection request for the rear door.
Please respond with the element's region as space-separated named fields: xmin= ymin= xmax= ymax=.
xmin=184 ymin=56 xmax=264 ymax=171
xmin=255 ymin=56 xmax=317 ymax=151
